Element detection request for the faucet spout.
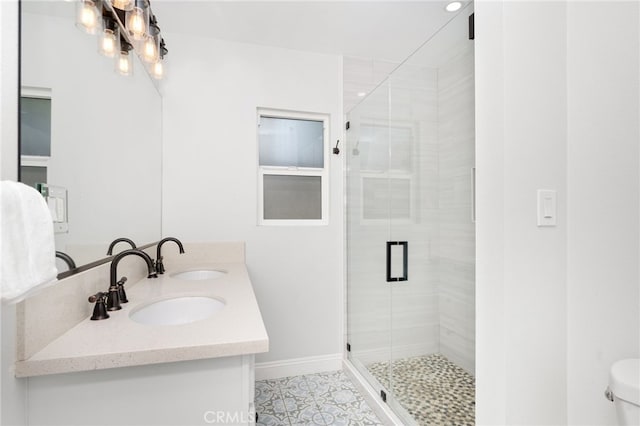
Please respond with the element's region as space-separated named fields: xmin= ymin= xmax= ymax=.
xmin=155 ymin=237 xmax=185 ymax=274
xmin=106 ymin=237 xmax=137 ymax=255
xmin=55 ymin=251 xmax=76 ymax=270
xmin=106 ymin=249 xmax=156 ymax=311
xmin=110 ymin=249 xmax=156 ymax=285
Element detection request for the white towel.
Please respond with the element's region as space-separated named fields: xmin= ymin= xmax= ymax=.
xmin=1 ymin=181 xmax=58 ymax=304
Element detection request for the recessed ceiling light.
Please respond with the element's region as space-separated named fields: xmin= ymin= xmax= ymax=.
xmin=446 ymin=1 xmax=462 ymax=12
xmin=357 ymin=92 xmax=367 ymax=97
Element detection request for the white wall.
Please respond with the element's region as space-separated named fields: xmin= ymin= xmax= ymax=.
xmin=566 ymin=2 xmax=640 ymax=425
xmin=476 ymin=1 xmax=640 ymax=425
xmin=161 ymin=34 xmax=343 ymax=364
xmin=476 ymin=1 xmax=569 ymax=424
xmin=475 ymin=1 xmax=507 ymax=422
xmin=1 ymin=1 xmax=28 ymax=424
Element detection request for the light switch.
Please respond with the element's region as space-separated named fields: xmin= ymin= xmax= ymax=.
xmin=537 ymin=189 xmax=557 ymax=227
xmin=40 ymin=184 xmax=69 ymax=234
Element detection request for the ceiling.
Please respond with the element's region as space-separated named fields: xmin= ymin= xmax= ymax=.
xmin=24 ymin=0 xmax=470 ymax=112
xmin=151 ymin=1 xmax=461 ymax=64
xmin=152 ymin=1 xmax=468 ymax=112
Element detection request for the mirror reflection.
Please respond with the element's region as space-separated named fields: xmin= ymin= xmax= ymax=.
xmin=20 ymin=0 xmax=162 ymax=273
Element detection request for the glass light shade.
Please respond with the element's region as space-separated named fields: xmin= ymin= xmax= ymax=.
xmin=142 ymin=35 xmax=159 ymax=63
xmin=98 ymin=28 xmax=120 ymax=58
xmin=116 ymin=51 xmax=133 ymax=76
xmin=110 ymin=0 xmax=134 ymax=11
xmin=126 ymin=5 xmax=149 ymax=41
xmin=75 ymin=0 xmax=99 ymax=35
xmin=151 ymin=60 xmax=163 ymax=80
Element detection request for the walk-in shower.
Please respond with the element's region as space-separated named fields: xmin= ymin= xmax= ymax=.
xmin=345 ymin=4 xmax=475 ymax=425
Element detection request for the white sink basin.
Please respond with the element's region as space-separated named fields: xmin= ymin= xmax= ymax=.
xmin=170 ymin=269 xmax=226 ymax=281
xmin=129 ymin=296 xmax=225 ymax=326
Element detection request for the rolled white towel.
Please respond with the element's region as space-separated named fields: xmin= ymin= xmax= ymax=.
xmin=1 ymin=181 xmax=58 ymax=304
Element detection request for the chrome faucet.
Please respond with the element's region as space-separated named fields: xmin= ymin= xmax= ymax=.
xmin=106 ymin=237 xmax=136 ymax=255
xmin=155 ymin=237 xmax=185 ymax=274
xmin=55 ymin=251 xmax=76 ymax=270
xmin=107 ymin=249 xmax=157 ymax=311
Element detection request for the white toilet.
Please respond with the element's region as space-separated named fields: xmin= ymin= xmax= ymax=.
xmin=607 ymin=359 xmax=640 ymax=425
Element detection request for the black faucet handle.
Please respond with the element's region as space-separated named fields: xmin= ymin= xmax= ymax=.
xmin=88 ymin=292 xmax=110 ymax=320
xmin=116 ymin=276 xmax=129 ymax=303
xmin=155 ymin=256 xmax=165 ymax=275
xmin=88 ymin=292 xmax=107 ymax=303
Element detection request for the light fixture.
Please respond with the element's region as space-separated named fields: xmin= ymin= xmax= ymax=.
xmin=142 ymin=15 xmax=160 ymax=63
xmin=74 ymin=0 xmax=168 ymax=79
xmin=126 ymin=0 xmax=149 ymax=41
xmin=75 ymin=0 xmax=99 ymax=34
xmin=445 ymin=1 xmax=463 ymax=12
xmin=110 ymin=0 xmax=134 ymax=12
xmin=98 ymin=15 xmax=120 ymax=58
xmin=150 ymin=38 xmax=167 ymax=80
xmin=142 ymin=36 xmax=158 ymax=63
xmin=357 ymin=92 xmax=367 ymax=97
xmin=151 ymin=61 xmax=163 ymax=80
xmin=116 ymin=39 xmax=133 ymax=76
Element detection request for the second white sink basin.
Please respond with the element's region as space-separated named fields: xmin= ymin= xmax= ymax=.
xmin=170 ymin=269 xmax=226 ymax=281
xmin=129 ymin=296 xmax=225 ymax=326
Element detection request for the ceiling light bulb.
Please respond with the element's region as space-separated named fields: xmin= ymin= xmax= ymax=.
xmin=127 ymin=6 xmax=148 ymax=40
xmin=111 ymin=0 xmax=133 ymax=11
xmin=143 ymin=37 xmax=158 ymax=63
xmin=117 ymin=51 xmax=133 ymax=76
xmin=75 ymin=0 xmax=98 ymax=34
xmin=99 ymin=29 xmax=118 ymax=58
xmin=151 ymin=61 xmax=163 ymax=80
xmin=357 ymin=92 xmax=367 ymax=97
xmin=445 ymin=1 xmax=462 ymax=12
xmin=81 ymin=5 xmax=97 ymax=28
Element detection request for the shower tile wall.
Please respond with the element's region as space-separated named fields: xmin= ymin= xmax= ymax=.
xmin=388 ymin=66 xmax=440 ymax=363
xmin=436 ymin=39 xmax=475 ymax=374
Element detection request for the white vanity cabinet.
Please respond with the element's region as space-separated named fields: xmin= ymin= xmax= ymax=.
xmin=16 ymin=244 xmax=268 ymax=426
xmin=27 ymin=355 xmax=256 ymax=426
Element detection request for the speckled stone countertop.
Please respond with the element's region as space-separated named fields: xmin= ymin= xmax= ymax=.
xmin=15 ymin=262 xmax=268 ymax=377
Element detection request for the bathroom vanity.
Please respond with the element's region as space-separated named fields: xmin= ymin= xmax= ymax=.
xmin=15 ymin=243 xmax=268 ymax=426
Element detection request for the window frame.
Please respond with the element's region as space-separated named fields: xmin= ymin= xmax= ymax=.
xmin=20 ymin=87 xmax=52 ymax=184
xmin=257 ymin=108 xmax=330 ymax=226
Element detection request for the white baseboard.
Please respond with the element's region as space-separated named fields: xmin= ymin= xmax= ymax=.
xmin=255 ymin=353 xmax=343 ymax=381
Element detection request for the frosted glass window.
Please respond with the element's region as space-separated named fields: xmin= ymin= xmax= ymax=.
xmin=259 ymin=117 xmax=324 ymax=168
xmin=20 ymin=97 xmax=51 ymax=156
xmin=257 ymin=109 xmax=329 ymax=225
xmin=263 ymin=175 xmax=322 ymax=220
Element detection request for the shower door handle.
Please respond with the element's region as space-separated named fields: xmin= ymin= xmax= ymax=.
xmin=386 ymin=241 xmax=408 ymax=282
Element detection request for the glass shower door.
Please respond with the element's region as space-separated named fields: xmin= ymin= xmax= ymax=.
xmin=346 ymin=81 xmax=393 ymax=394
xmin=388 ymin=5 xmax=476 ymax=425
xmin=385 ymin=60 xmax=441 ymax=424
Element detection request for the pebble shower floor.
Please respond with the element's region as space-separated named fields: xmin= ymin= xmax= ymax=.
xmin=367 ymin=354 xmax=476 ymax=426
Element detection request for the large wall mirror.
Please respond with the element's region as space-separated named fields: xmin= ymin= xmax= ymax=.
xmin=19 ymin=0 xmax=162 ymax=274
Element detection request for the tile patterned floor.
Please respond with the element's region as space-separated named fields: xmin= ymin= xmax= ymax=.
xmin=255 ymin=370 xmax=383 ymax=426
xmin=367 ymin=354 xmax=475 ymax=426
